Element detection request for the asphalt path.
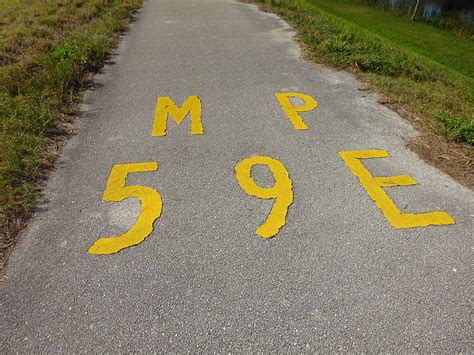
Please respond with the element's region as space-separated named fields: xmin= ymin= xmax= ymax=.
xmin=1 ymin=0 xmax=473 ymax=351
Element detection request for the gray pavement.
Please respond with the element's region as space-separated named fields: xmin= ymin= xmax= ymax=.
xmin=1 ymin=0 xmax=473 ymax=352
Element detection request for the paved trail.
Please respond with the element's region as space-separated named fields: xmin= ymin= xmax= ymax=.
xmin=1 ymin=0 xmax=472 ymax=352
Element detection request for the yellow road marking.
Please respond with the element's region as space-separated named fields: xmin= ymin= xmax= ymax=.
xmin=275 ymin=92 xmax=318 ymax=130
xmin=339 ymin=150 xmax=455 ymax=228
xmin=235 ymin=156 xmax=293 ymax=238
xmin=88 ymin=162 xmax=163 ymax=254
xmin=152 ymin=96 xmax=203 ymax=136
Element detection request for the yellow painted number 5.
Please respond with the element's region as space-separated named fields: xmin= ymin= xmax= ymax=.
xmin=235 ymin=156 xmax=293 ymax=238
xmin=88 ymin=162 xmax=163 ymax=255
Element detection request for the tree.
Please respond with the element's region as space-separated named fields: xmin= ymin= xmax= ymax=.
xmin=411 ymin=0 xmax=421 ymax=21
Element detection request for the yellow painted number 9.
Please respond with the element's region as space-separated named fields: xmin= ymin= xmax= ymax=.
xmin=235 ymin=156 xmax=293 ymax=238
xmin=88 ymin=162 xmax=162 ymax=255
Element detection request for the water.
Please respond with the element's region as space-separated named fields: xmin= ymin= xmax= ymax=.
xmin=385 ymin=0 xmax=474 ymax=23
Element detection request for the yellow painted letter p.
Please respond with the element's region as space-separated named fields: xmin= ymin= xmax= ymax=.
xmin=275 ymin=92 xmax=318 ymax=130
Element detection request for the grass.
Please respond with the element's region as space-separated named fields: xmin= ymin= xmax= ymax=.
xmin=0 ymin=0 xmax=143 ymax=273
xmin=435 ymin=111 xmax=474 ymax=143
xmin=252 ymin=0 xmax=474 ymax=145
xmin=309 ymin=0 xmax=474 ymax=78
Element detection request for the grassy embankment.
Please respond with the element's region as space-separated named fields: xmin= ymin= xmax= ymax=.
xmin=252 ymin=0 xmax=473 ymax=183
xmin=0 ymin=0 xmax=142 ymax=272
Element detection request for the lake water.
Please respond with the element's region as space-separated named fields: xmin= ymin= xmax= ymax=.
xmin=386 ymin=0 xmax=474 ymax=22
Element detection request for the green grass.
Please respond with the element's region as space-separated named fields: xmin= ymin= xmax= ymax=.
xmin=255 ymin=0 xmax=474 ymax=144
xmin=0 ymin=0 xmax=142 ymax=269
xmin=435 ymin=112 xmax=474 ymax=143
xmin=314 ymin=0 xmax=474 ymax=78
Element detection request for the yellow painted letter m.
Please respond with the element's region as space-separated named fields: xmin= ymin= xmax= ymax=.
xmin=152 ymin=96 xmax=203 ymax=136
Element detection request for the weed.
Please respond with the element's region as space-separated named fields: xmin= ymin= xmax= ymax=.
xmin=436 ymin=112 xmax=474 ymax=143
